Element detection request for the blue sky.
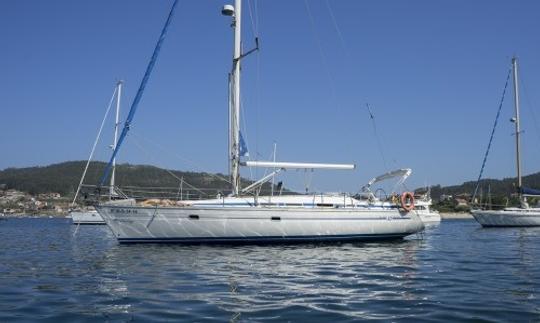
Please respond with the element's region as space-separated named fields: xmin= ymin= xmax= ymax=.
xmin=1 ymin=0 xmax=540 ymax=192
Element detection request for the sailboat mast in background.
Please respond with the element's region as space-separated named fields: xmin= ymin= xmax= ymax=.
xmin=110 ymin=80 xmax=123 ymax=199
xmin=511 ymin=57 xmax=523 ymax=201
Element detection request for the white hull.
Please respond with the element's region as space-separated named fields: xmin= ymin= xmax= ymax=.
xmin=96 ymin=198 xmax=424 ymax=243
xmin=471 ymin=208 xmax=540 ymax=227
xmin=417 ymin=211 xmax=441 ymax=223
xmin=71 ymin=210 xmax=105 ymax=225
xmin=413 ymin=198 xmax=441 ymax=223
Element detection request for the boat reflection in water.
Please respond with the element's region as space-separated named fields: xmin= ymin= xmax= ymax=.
xmin=97 ymin=239 xmax=423 ymax=321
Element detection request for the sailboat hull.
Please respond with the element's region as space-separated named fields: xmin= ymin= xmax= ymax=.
xmin=471 ymin=209 xmax=540 ymax=227
xmin=96 ymin=204 xmax=424 ymax=244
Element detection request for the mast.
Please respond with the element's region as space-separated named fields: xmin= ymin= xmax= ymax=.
xmin=511 ymin=57 xmax=523 ymax=200
xmin=270 ymin=142 xmax=277 ymax=200
xmin=223 ymin=0 xmax=242 ymax=196
xmin=110 ymin=80 xmax=123 ymax=198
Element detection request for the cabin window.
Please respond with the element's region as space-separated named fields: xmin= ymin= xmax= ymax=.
xmin=316 ymin=203 xmax=334 ymax=207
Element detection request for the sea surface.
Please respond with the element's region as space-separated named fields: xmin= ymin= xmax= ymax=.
xmin=0 ymin=218 xmax=539 ymax=322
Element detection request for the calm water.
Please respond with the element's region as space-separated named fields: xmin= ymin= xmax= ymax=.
xmin=0 ymin=218 xmax=539 ymax=322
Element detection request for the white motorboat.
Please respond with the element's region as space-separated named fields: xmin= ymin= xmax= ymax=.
xmin=71 ymin=208 xmax=104 ymax=225
xmin=95 ymin=0 xmax=424 ymax=243
xmin=471 ymin=57 xmax=540 ymax=227
xmin=413 ymin=187 xmax=441 ymax=224
xmin=415 ymin=200 xmax=441 ymax=223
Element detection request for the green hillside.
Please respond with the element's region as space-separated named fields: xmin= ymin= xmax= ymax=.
xmin=0 ymin=161 xmax=275 ymax=198
xmin=2 ymin=161 xmax=540 ymax=205
xmin=416 ymin=172 xmax=540 ymax=211
xmin=427 ymin=172 xmax=540 ymax=200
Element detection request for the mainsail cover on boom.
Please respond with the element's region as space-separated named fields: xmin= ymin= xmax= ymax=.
xmin=521 ymin=186 xmax=540 ymax=196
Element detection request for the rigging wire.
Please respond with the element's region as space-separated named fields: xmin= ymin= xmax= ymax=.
xmin=254 ymin=147 xmax=279 ymax=197
xmin=303 ymin=0 xmax=339 ymax=110
xmin=518 ymin=72 xmax=540 ymax=151
xmin=324 ymin=1 xmax=396 ymax=170
xmin=246 ymin=0 xmax=259 ymax=37
xmin=324 ymin=0 xmax=349 ymax=57
xmin=71 ymin=85 xmax=118 ymax=207
xmin=472 ymin=68 xmax=512 ymax=203
xmin=244 ymin=0 xmax=261 ymax=181
xmin=365 ymin=103 xmax=389 ymax=171
xmin=254 ymin=50 xmax=261 ymax=181
xmin=130 ymin=131 xmax=231 ymax=186
xmin=130 ymin=136 xmax=208 ymax=196
xmin=128 ymin=132 xmax=277 ymax=203
xmin=303 ymin=169 xmax=314 ymax=193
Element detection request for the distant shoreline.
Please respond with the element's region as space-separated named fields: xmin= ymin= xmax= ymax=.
xmin=440 ymin=212 xmax=473 ymax=220
xmin=1 ymin=212 xmax=68 ymax=219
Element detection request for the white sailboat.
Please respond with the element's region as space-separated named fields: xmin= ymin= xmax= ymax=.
xmin=95 ymin=0 xmax=424 ymax=243
xmin=472 ymin=57 xmax=540 ymax=227
xmin=71 ymin=80 xmax=123 ymax=225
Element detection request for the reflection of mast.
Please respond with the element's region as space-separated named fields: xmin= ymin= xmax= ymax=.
xmin=228 ymin=276 xmax=241 ymax=322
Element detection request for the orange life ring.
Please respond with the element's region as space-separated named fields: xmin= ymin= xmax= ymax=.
xmin=400 ymin=192 xmax=415 ymax=211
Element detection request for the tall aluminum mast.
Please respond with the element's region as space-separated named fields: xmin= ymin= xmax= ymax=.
xmin=511 ymin=57 xmax=522 ymax=199
xmin=110 ymin=80 xmax=123 ymax=198
xmin=222 ymin=0 xmax=242 ymax=195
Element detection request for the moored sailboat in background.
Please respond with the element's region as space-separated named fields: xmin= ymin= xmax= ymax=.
xmin=472 ymin=57 xmax=540 ymax=227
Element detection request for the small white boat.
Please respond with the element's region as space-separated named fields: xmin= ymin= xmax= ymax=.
xmin=413 ymin=187 xmax=441 ymax=224
xmin=471 ymin=57 xmax=540 ymax=227
xmin=414 ymin=200 xmax=441 ymax=223
xmin=71 ymin=208 xmax=104 ymax=225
